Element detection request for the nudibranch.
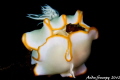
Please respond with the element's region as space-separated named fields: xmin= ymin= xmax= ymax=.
xmin=22 ymin=4 xmax=98 ymax=78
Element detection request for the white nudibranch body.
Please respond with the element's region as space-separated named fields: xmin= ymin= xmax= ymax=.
xmin=22 ymin=4 xmax=98 ymax=78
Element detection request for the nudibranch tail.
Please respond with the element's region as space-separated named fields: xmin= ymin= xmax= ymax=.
xmin=88 ymin=27 xmax=99 ymax=40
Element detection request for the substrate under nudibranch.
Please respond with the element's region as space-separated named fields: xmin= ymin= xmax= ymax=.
xmin=22 ymin=4 xmax=98 ymax=78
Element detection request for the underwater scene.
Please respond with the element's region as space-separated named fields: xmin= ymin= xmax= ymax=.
xmin=1 ymin=0 xmax=119 ymax=80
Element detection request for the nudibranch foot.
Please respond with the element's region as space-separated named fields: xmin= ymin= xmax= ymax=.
xmin=60 ymin=64 xmax=87 ymax=78
xmin=60 ymin=72 xmax=72 ymax=78
xmin=74 ymin=64 xmax=87 ymax=76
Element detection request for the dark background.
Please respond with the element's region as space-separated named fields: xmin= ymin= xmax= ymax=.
xmin=1 ymin=0 xmax=119 ymax=80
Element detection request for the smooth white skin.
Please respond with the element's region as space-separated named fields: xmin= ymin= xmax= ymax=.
xmin=31 ymin=29 xmax=98 ymax=76
xmin=25 ymin=21 xmax=52 ymax=50
xmin=22 ymin=5 xmax=98 ymax=78
xmin=34 ymin=36 xmax=71 ymax=75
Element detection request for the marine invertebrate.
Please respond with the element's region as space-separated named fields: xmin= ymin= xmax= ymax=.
xmin=22 ymin=4 xmax=98 ymax=78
